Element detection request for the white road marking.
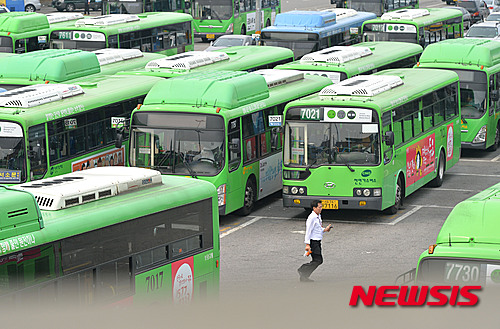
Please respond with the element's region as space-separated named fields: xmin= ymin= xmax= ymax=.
xmin=220 ymin=216 xmax=263 ymax=238
xmin=447 ymin=172 xmax=500 ymax=178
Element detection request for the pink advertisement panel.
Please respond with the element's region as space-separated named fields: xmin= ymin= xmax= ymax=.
xmin=406 ymin=134 xmax=436 ymax=187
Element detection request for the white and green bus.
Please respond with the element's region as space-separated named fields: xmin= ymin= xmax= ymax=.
xmin=417 ymin=38 xmax=500 ymax=151
xmin=125 ymin=70 xmax=332 ymax=215
xmin=282 ymin=68 xmax=461 ymax=213
xmin=274 ymin=41 xmax=423 ymax=83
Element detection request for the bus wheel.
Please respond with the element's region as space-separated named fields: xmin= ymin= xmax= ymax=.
xmin=241 ymin=25 xmax=246 ymax=35
xmin=386 ymin=177 xmax=403 ymax=215
xmin=488 ymin=124 xmax=500 ymax=151
xmin=239 ymin=179 xmax=256 ymax=216
xmin=430 ymin=152 xmax=445 ymax=187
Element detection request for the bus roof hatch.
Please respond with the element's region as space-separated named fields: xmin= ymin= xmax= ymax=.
xmin=0 ymin=84 xmax=84 ymax=108
xmin=145 ymin=51 xmax=229 ymax=70
xmin=75 ymin=14 xmax=140 ymax=26
xmin=319 ymin=75 xmax=403 ymax=97
xmin=301 ymin=46 xmax=372 ymax=64
xmin=321 ymin=8 xmax=358 ymax=20
xmin=253 ymin=69 xmax=304 ymax=88
xmin=94 ymin=48 xmax=143 ymax=65
xmin=12 ymin=167 xmax=163 ymax=210
xmin=381 ymin=9 xmax=430 ymax=20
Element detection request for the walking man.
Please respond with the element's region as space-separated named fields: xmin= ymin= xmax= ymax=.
xmin=84 ymin=0 xmax=90 ymax=15
xmin=298 ymin=200 xmax=332 ymax=282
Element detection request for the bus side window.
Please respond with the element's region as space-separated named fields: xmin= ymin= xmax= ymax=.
xmin=15 ymin=39 xmax=26 ymax=54
xmin=490 ymin=75 xmax=496 ymax=115
xmin=496 ymin=73 xmax=500 ymax=113
xmin=228 ymin=118 xmax=241 ymax=172
xmin=28 ymin=124 xmax=48 ymax=180
xmin=422 ymin=93 xmax=434 ymax=131
xmin=445 ymin=83 xmax=459 ymax=119
xmin=382 ymin=112 xmax=393 ymax=165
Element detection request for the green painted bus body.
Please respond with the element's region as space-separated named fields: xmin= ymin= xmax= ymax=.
xmin=0 ymin=173 xmax=219 ymax=303
xmin=0 ymin=12 xmax=51 ymax=54
xmin=0 ymin=74 xmax=163 ymax=184
xmin=418 ymin=38 xmax=500 ymax=150
xmin=48 ymin=12 xmax=194 ymax=55
xmin=274 ymin=41 xmax=423 ymax=82
xmin=192 ymin=0 xmax=280 ymax=40
xmin=416 ymin=182 xmax=500 ymax=285
xmin=282 ymin=68 xmax=461 ymax=212
xmin=361 ymin=8 xmax=463 ymax=47
xmin=129 ymin=70 xmax=331 ymax=215
xmin=118 ymin=45 xmax=294 ymax=78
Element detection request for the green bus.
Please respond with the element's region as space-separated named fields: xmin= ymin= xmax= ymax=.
xmin=417 ymin=38 xmax=500 ymax=151
xmin=282 ymin=68 xmax=461 ymax=214
xmin=101 ymin=0 xmax=189 ymax=15
xmin=0 ymin=48 xmax=166 ymax=85
xmin=0 ymin=166 xmax=219 ymax=304
xmin=118 ymin=45 xmax=294 ymax=79
xmin=331 ymin=0 xmax=419 ymax=17
xmin=0 ymin=12 xmax=50 ymax=54
xmin=49 ymin=12 xmax=193 ymax=55
xmin=0 ymin=73 xmax=163 ymax=184
xmin=192 ymin=0 xmax=280 ymax=41
xmin=274 ymin=41 xmax=423 ymax=83
xmin=361 ymin=8 xmax=463 ymax=47
xmin=125 ymin=70 xmax=332 ymax=215
xmin=412 ymin=181 xmax=500 ymax=285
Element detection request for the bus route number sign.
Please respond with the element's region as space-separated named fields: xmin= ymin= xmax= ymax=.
xmin=268 ymin=115 xmax=282 ymax=127
xmin=300 ymin=108 xmax=320 ymax=121
xmin=58 ymin=31 xmax=72 ymax=40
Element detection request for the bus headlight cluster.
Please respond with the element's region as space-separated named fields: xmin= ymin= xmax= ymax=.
xmin=473 ymin=125 xmax=487 ymax=143
xmin=353 ymin=188 xmax=381 ymax=197
xmin=217 ymin=184 xmax=226 ymax=206
xmin=284 ymin=186 xmax=307 ymax=195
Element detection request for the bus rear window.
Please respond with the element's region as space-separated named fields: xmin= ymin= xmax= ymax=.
xmin=0 ymin=36 xmax=13 ymax=53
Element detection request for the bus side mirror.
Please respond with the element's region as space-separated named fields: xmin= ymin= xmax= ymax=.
xmin=492 ymin=90 xmax=499 ymax=102
xmin=115 ymin=128 xmax=124 ymax=149
xmin=384 ymin=131 xmax=395 ymax=146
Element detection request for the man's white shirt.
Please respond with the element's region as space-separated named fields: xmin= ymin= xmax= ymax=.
xmin=304 ymin=211 xmax=324 ymax=244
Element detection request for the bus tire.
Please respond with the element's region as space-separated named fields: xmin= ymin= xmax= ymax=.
xmin=238 ymin=179 xmax=256 ymax=216
xmin=66 ymin=3 xmax=75 ymax=11
xmin=25 ymin=4 xmax=36 ymax=11
xmin=201 ymin=37 xmax=208 ymax=42
xmin=241 ymin=25 xmax=246 ymax=36
xmin=488 ymin=124 xmax=500 ymax=151
xmin=265 ymin=19 xmax=271 ymax=28
xmin=430 ymin=151 xmax=445 ymax=187
xmin=386 ymin=176 xmax=403 ymax=215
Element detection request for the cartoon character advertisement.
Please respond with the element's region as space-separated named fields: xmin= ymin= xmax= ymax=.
xmin=406 ymin=134 xmax=435 ymax=187
xmin=446 ymin=123 xmax=454 ymax=161
xmin=172 ymin=257 xmax=194 ymax=304
xmin=71 ymin=146 xmax=125 ymax=172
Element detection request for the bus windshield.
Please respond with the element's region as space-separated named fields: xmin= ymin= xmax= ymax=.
xmin=0 ymin=122 xmax=26 ymax=183
xmin=131 ymin=113 xmax=225 ymax=176
xmin=0 ymin=36 xmax=13 ymax=53
xmin=363 ymin=23 xmax=418 ymax=43
xmin=260 ymin=32 xmax=319 ymax=59
xmin=192 ymin=0 xmax=233 ymax=20
xmin=284 ymin=120 xmax=380 ymax=167
xmin=453 ymin=69 xmax=487 ymax=119
xmin=350 ymin=0 xmax=383 ymax=16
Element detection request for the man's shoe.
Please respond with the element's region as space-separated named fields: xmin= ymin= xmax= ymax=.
xmin=299 ymin=276 xmax=314 ymax=282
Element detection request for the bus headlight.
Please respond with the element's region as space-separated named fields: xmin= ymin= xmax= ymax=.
xmin=226 ymin=23 xmax=233 ymax=33
xmin=473 ymin=125 xmax=487 ymax=143
xmin=353 ymin=188 xmax=381 ymax=197
xmin=299 ymin=187 xmax=305 ymax=194
xmin=217 ymin=184 xmax=226 ymax=206
xmin=291 ymin=186 xmax=298 ymax=194
xmin=373 ymin=188 xmax=381 ymax=197
xmin=355 ymin=189 xmax=362 ymax=196
xmin=285 ymin=186 xmax=307 ymax=195
xmin=363 ymin=189 xmax=371 ymax=197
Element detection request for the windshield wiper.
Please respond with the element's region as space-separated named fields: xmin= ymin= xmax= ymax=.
xmin=182 ymin=154 xmax=198 ymax=179
xmin=304 ymin=159 xmax=317 ymax=175
xmin=212 ymin=9 xmax=223 ymax=23
xmin=333 ymin=146 xmax=355 ymax=173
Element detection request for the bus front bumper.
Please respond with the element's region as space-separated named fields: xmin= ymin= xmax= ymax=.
xmin=283 ymin=194 xmax=383 ymax=210
xmin=461 ymin=141 xmax=486 ymax=150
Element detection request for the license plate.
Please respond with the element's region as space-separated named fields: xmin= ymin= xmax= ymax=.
xmin=207 ymin=34 xmax=215 ymax=39
xmin=321 ymin=200 xmax=338 ymax=210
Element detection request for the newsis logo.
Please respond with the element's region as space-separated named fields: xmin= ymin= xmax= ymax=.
xmin=349 ymin=286 xmax=482 ymax=307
